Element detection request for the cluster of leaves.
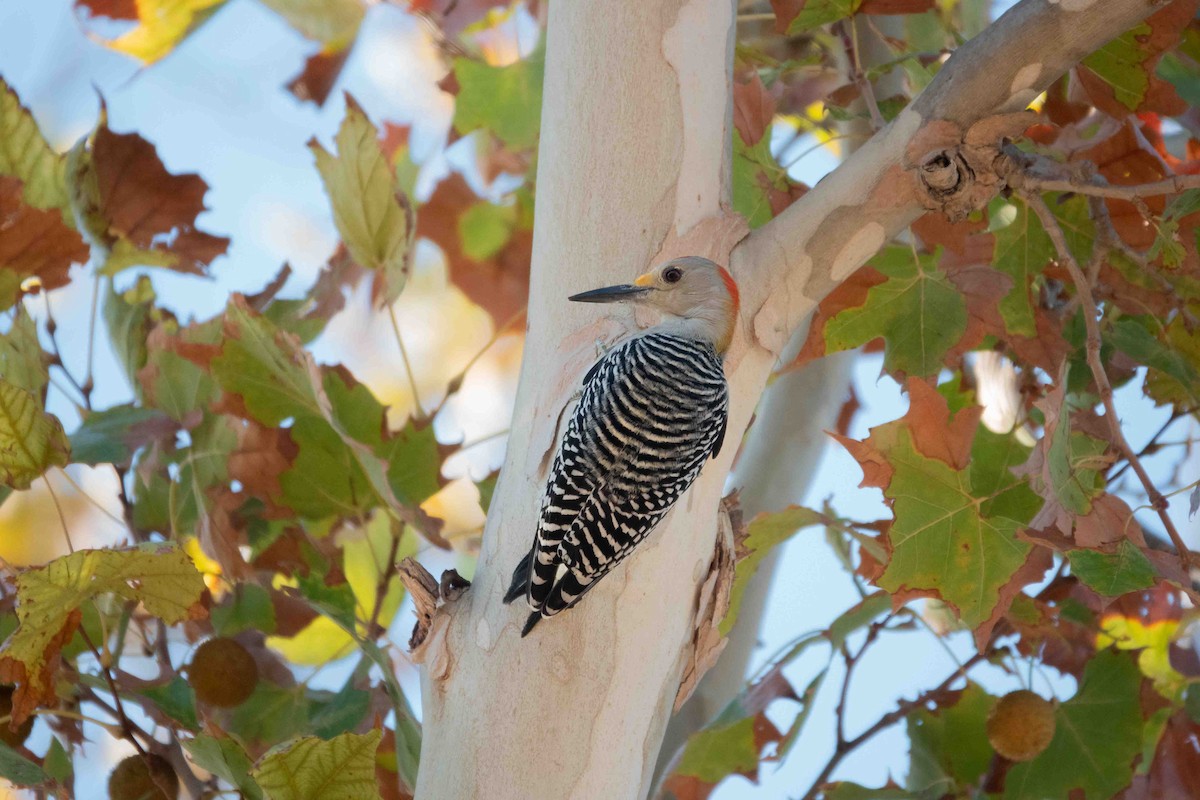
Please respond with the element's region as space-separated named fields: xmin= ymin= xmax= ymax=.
xmin=0 ymin=0 xmax=547 ymax=796
xmin=656 ymin=1 xmax=1200 ymax=799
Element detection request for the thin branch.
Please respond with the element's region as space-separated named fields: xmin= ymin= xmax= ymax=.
xmin=387 ymin=304 xmax=426 ymax=421
xmin=42 ymin=477 xmax=75 ymax=554
xmin=42 ymin=292 xmax=91 ymax=410
xmin=1020 ymin=171 xmax=1200 ymax=202
xmin=1022 ymin=190 xmax=1192 ymax=574
xmin=1108 ymin=411 xmax=1185 ymax=482
xmin=836 ymin=20 xmax=884 ymax=131
xmin=802 ymin=651 xmax=988 ymax=799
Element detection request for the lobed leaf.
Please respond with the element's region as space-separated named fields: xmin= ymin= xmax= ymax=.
xmin=251 ymin=730 xmax=382 ymax=800
xmin=311 ymin=97 xmax=414 ymax=306
xmin=0 ymin=379 xmax=69 ymax=490
xmin=0 ymin=544 xmax=206 ymax=724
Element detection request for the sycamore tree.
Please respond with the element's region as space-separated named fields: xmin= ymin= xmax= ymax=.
xmin=0 ymin=0 xmax=1200 ymax=798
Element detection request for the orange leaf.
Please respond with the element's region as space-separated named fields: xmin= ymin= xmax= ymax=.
xmin=0 ymin=177 xmax=87 ymax=305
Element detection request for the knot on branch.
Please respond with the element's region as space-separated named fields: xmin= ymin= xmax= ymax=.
xmin=396 ymin=557 xmax=470 ymax=657
xmin=904 ymin=112 xmax=1036 ymax=222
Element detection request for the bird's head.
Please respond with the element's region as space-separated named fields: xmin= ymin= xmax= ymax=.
xmin=569 ymin=256 xmax=740 ymax=353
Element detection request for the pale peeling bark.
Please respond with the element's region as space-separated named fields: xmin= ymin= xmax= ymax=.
xmin=412 ymin=2 xmax=1168 ymax=798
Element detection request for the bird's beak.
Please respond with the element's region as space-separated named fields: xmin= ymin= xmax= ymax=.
xmin=568 ymin=279 xmax=652 ymax=304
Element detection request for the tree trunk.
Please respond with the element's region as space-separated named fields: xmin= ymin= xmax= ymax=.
xmin=413 ymin=2 xmax=1167 ymax=798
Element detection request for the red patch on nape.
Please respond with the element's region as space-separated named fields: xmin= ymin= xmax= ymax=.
xmin=718 ymin=266 xmax=740 ymax=312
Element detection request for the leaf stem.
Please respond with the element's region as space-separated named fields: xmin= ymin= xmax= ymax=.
xmin=387 ymin=304 xmax=426 ymax=420
xmin=42 ymin=476 xmax=75 ymax=554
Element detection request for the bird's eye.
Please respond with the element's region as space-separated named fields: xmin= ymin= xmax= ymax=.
xmin=663 ymin=267 xmax=683 ymax=284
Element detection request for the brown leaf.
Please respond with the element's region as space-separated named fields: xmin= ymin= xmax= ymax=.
xmin=1075 ymin=121 xmax=1169 ymax=249
xmin=733 ymin=73 xmax=777 ymax=147
xmin=408 ymin=0 xmax=513 ymax=37
xmin=912 ymin=211 xmax=989 ymax=259
xmin=973 ymin=546 xmax=1053 ymax=650
xmin=75 ymin=0 xmax=137 ymax=19
xmin=833 ymin=386 xmax=860 ymax=438
xmin=227 ymin=420 xmax=299 ymax=509
xmin=417 ymin=173 xmax=530 ymax=326
xmin=0 ymin=177 xmax=86 ymax=303
xmin=1044 ymin=75 xmax=1090 ymax=127
xmin=287 ymin=46 xmax=353 ymax=106
xmin=202 ymin=486 xmax=254 ymax=580
xmin=902 ymin=378 xmax=980 ymax=471
xmin=93 ymin=125 xmax=229 ymax=274
xmin=1120 ymin=712 xmax=1200 ymax=799
xmin=1074 ymin=494 xmax=1146 ymax=549
xmin=1077 ymin=0 xmax=1200 ymax=118
xmin=829 ymin=431 xmax=894 ymax=491
xmin=792 ymin=265 xmax=889 ymax=369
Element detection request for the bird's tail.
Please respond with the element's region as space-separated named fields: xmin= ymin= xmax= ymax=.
xmin=503 ymin=548 xmax=534 ymax=605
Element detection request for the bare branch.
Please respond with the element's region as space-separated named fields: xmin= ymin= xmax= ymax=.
xmin=1021 ymin=191 xmax=1192 ymax=575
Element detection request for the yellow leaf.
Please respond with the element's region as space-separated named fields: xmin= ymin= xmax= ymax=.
xmin=0 ymin=544 xmax=206 ymax=722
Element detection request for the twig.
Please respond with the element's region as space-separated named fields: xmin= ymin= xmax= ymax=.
xmin=1022 ymin=190 xmax=1192 ymax=573
xmin=82 ymin=276 xmax=100 ymax=403
xmin=42 ymin=293 xmax=91 ymax=410
xmin=78 ymin=629 xmax=147 ymax=757
xmin=836 ymin=20 xmax=885 ymax=131
xmin=42 ymin=477 xmax=75 ymax=554
xmin=1108 ymin=411 xmax=1184 ymax=481
xmin=367 ymin=526 xmax=404 ymax=638
xmin=387 ymin=304 xmax=426 ymax=421
xmin=802 ymin=651 xmax=988 ymax=799
xmin=1021 ymin=172 xmax=1200 ymax=202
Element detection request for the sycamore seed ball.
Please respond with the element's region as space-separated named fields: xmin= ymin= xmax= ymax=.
xmin=187 ymin=637 xmax=258 ymax=708
xmin=0 ymin=686 xmax=33 ymax=748
xmin=107 ymin=754 xmax=178 ymax=800
xmin=986 ymin=689 xmax=1056 ymax=762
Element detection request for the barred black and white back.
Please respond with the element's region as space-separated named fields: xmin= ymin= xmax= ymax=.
xmin=504 ymin=332 xmax=729 ymax=635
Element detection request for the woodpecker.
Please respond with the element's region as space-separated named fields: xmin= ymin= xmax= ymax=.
xmin=504 ymin=256 xmax=737 ymax=636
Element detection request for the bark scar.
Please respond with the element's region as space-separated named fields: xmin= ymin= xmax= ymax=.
xmin=397 ymin=557 xmax=470 ymax=674
xmin=673 ymin=492 xmax=743 ymax=710
xmin=903 ymin=111 xmax=1034 ymax=221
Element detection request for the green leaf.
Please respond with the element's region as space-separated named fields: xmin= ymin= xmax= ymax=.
xmin=0 ymin=379 xmax=69 ymax=490
xmin=989 ymin=198 xmax=1053 ymax=337
xmin=0 ymin=740 xmax=47 ymax=787
xmin=452 ymin=45 xmax=545 ymax=150
xmin=69 ymin=405 xmax=175 ymax=467
xmin=1185 ymin=684 xmax=1200 ymax=725
xmin=876 ymin=426 xmax=1030 ymax=627
xmin=459 ymin=201 xmax=516 ymax=262
xmin=0 ymin=309 xmax=48 ymax=398
xmin=1109 ymin=318 xmax=1199 ymax=396
xmin=0 ymin=544 xmax=205 ymax=718
xmin=1004 ymin=650 xmax=1143 ymax=800
xmin=1145 ymin=317 xmax=1200 ymax=408
xmin=103 ymin=276 xmax=157 ymax=392
xmin=252 ymin=730 xmax=382 ymax=800
xmin=785 ymin=0 xmax=862 ymax=34
xmin=0 ymin=78 xmax=69 ymax=216
xmin=256 ymin=0 xmax=364 ymax=46
xmin=732 ymin=129 xmax=786 ymax=229
xmin=1081 ymin=22 xmax=1152 ymax=111
xmin=42 ymin=738 xmax=71 ymax=784
xmin=183 ymin=733 xmax=263 ymax=800
xmin=309 ymin=679 xmax=371 ymax=739
xmin=1068 ymin=540 xmax=1157 ymax=597
xmin=311 ymin=97 xmax=413 ymax=305
xmin=907 ymin=683 xmax=994 ymax=794
xmin=1047 ymin=429 xmax=1108 ymax=518
xmin=823 ymin=246 xmax=966 ymax=377
xmin=971 ymin=429 xmax=1041 ymax=524
xmin=823 ymin=784 xmax=917 ymax=800
xmin=230 ymin=682 xmax=312 ymax=745
xmin=721 ymin=507 xmax=823 ymax=635
xmin=135 ymin=676 xmax=199 ymax=731
xmin=826 ymin=590 xmax=892 ymax=650
xmin=212 ymin=583 xmax=277 ymax=637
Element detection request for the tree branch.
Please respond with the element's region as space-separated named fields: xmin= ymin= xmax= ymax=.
xmin=1021 ymin=190 xmax=1192 ymax=574
xmin=802 ymin=651 xmax=989 ymax=799
xmin=731 ymin=0 xmax=1170 ymax=356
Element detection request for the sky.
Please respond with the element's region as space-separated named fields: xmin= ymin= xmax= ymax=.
xmin=0 ymin=1 xmax=1196 ymax=798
